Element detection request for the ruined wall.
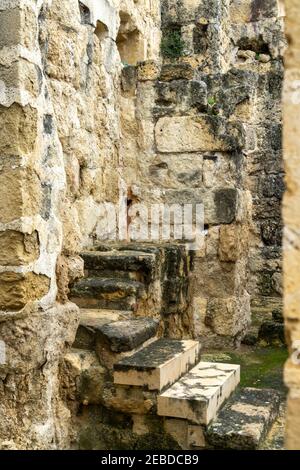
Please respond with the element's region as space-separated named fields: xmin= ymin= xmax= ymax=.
xmin=118 ymin=0 xmax=285 ymax=346
xmin=0 ymin=0 xmax=79 ymax=449
xmin=0 ymin=0 xmax=287 ymax=449
xmin=0 ymin=0 xmax=161 ymax=449
xmin=283 ymin=0 xmax=300 ymax=451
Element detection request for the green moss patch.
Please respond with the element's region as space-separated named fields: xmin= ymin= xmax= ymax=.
xmin=202 ymin=346 xmax=288 ymax=393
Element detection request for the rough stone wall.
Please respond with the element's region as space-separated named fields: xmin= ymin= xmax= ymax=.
xmin=0 ymin=0 xmax=160 ymax=449
xmin=0 ymin=0 xmax=79 ymax=449
xmin=283 ymin=0 xmax=300 ymax=451
xmin=118 ymin=0 xmax=285 ymax=346
xmin=0 ymin=0 xmax=288 ymax=449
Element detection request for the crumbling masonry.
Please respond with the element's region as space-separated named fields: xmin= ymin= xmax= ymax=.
xmin=0 ymin=0 xmax=296 ymax=450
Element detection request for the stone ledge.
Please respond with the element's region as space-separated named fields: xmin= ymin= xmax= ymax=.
xmin=206 ymin=387 xmax=281 ymax=449
xmin=114 ymin=338 xmax=200 ymax=391
xmin=157 ymin=361 xmax=240 ymax=425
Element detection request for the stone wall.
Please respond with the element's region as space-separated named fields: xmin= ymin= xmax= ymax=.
xmin=283 ymin=0 xmax=300 ymax=451
xmin=0 ymin=0 xmax=160 ymax=449
xmin=0 ymin=0 xmax=288 ymax=449
xmin=117 ymin=0 xmax=285 ymax=346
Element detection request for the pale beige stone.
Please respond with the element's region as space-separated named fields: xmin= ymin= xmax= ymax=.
xmin=155 ymin=116 xmax=229 ymax=153
xmin=114 ymin=340 xmax=200 ymax=391
xmin=158 ymin=362 xmax=240 ymax=425
xmin=188 ymin=425 xmax=206 ymax=448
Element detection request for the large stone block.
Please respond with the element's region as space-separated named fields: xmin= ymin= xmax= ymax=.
xmin=0 ymin=167 xmax=42 ymax=223
xmin=206 ymin=388 xmax=281 ymax=449
xmin=206 ymin=294 xmax=251 ymax=337
xmin=155 ymin=116 xmax=244 ymax=153
xmin=219 ymin=223 xmax=248 ymax=262
xmin=0 ymin=8 xmax=21 ymax=48
xmin=0 ymin=104 xmax=38 ymax=155
xmin=158 ymin=362 xmax=240 ymax=425
xmin=114 ymin=338 xmax=200 ymax=391
xmin=0 ymin=272 xmax=50 ymax=311
xmin=0 ymin=231 xmax=39 ymax=266
xmin=63 ymin=349 xmax=106 ymax=405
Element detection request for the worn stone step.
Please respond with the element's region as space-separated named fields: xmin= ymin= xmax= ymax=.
xmin=97 ymin=317 xmax=159 ymax=353
xmin=74 ymin=308 xmax=132 ymax=350
xmin=114 ymin=338 xmax=200 ymax=391
xmin=205 ymin=387 xmax=281 ymax=450
xmin=70 ymin=277 xmax=146 ymax=310
xmin=81 ymin=250 xmax=156 ymax=282
xmin=157 ymin=362 xmax=240 ymax=425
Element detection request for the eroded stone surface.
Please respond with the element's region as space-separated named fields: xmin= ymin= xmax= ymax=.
xmin=97 ymin=317 xmax=159 ymax=353
xmin=73 ymin=308 xmax=132 ymax=350
xmin=206 ymin=387 xmax=281 ymax=449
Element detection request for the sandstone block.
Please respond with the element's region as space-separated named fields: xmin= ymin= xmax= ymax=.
xmin=0 ymin=104 xmax=38 ymax=155
xmin=0 ymin=272 xmax=50 ymax=311
xmin=155 ymin=116 xmax=244 ymax=153
xmin=137 ymin=61 xmax=161 ymax=81
xmin=0 ymin=167 xmax=42 ymax=223
xmin=0 ymin=231 xmax=39 ymax=266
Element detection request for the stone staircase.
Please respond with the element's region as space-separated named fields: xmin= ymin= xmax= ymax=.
xmin=63 ymin=244 xmax=282 ymax=450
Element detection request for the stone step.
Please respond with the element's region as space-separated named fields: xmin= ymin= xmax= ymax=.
xmin=96 ymin=317 xmax=159 ymax=353
xmin=114 ymin=338 xmax=200 ymax=391
xmin=70 ymin=277 xmax=146 ymax=311
xmin=157 ymin=362 xmax=240 ymax=425
xmin=205 ymin=387 xmax=281 ymax=450
xmin=74 ymin=308 xmax=132 ymax=350
xmin=81 ymin=250 xmax=156 ymax=282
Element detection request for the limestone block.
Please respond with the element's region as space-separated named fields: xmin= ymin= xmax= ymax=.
xmin=159 ymin=63 xmax=195 ymax=82
xmin=137 ymin=61 xmax=161 ymax=81
xmin=63 ymin=348 xmax=106 ymax=405
xmin=132 ymin=415 xmax=150 ymax=436
xmin=0 ymin=272 xmax=50 ymax=311
xmin=0 ymin=8 xmax=21 ymax=48
xmin=193 ymin=297 xmax=209 ymax=337
xmin=158 ymin=362 xmax=240 ymax=425
xmin=219 ymin=224 xmax=244 ymax=262
xmin=188 ymin=425 xmax=206 ymax=448
xmin=105 ymin=384 xmax=156 ymax=415
xmin=164 ymin=418 xmax=188 ymax=449
xmin=229 ymin=0 xmax=280 ymax=24
xmin=0 ymin=60 xmax=42 ymax=105
xmin=0 ymin=104 xmax=38 ymax=155
xmin=0 ymin=231 xmax=39 ymax=266
xmin=206 ymin=388 xmax=281 ymax=449
xmin=114 ymin=338 xmax=200 ymax=391
xmin=0 ymin=167 xmax=41 ymax=223
xmin=206 ymin=294 xmax=251 ymax=337
xmin=155 ymin=116 xmax=244 ymax=153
